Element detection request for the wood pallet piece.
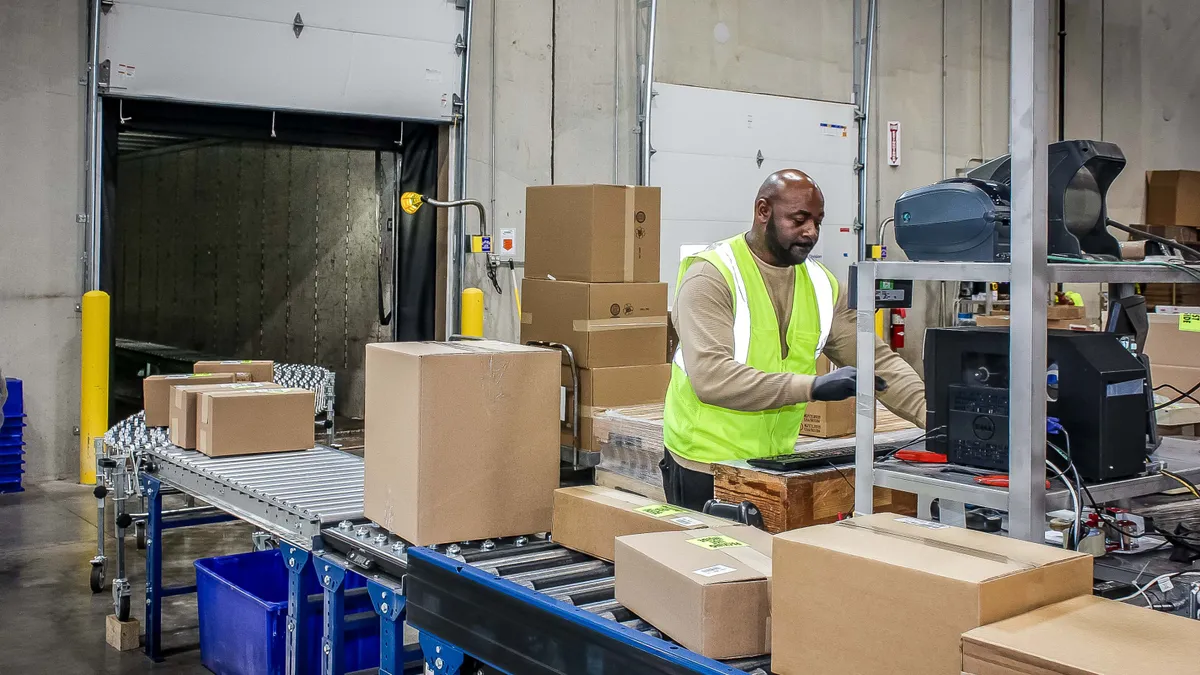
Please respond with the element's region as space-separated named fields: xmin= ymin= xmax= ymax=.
xmin=713 ymin=463 xmax=917 ymax=533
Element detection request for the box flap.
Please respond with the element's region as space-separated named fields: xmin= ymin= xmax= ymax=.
xmin=616 ymin=526 xmax=772 ymax=585
xmin=369 ymin=340 xmax=548 ymax=358
xmin=776 ymin=514 xmax=1086 ymax=584
xmin=962 ymin=595 xmax=1200 ymax=674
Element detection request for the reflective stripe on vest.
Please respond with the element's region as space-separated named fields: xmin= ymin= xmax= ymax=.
xmin=672 ymin=243 xmax=835 ymax=373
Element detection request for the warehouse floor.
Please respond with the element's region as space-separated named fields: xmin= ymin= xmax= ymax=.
xmin=0 ymin=480 xmax=256 ymax=673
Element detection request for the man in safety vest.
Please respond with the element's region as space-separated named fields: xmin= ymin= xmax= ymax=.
xmin=662 ymin=169 xmax=927 ymax=509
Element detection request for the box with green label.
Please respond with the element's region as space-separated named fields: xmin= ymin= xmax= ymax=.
xmin=194 ymin=359 xmax=275 ymax=382
xmin=552 ymin=486 xmax=729 ymax=562
xmin=614 ymin=525 xmax=773 ymax=659
xmin=142 ymin=372 xmax=246 ymax=426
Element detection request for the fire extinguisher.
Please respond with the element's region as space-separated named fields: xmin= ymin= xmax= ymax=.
xmin=889 ymin=308 xmax=906 ymax=349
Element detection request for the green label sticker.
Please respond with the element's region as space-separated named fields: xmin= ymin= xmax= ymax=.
xmin=635 ymin=504 xmax=689 ymax=518
xmin=687 ymin=534 xmax=748 ymax=550
xmin=879 ymin=280 xmax=894 ymax=290
xmin=1179 ymin=314 xmax=1200 ymax=333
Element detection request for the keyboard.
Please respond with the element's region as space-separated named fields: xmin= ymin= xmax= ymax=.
xmin=746 ymin=445 xmax=897 ymax=472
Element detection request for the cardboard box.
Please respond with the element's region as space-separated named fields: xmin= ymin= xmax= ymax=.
xmin=169 ymin=382 xmax=280 ymax=449
xmin=364 ymin=341 xmax=560 ymax=546
xmin=962 ymin=595 xmax=1200 ymax=675
xmin=525 ymin=184 xmax=661 ymax=283
xmin=1151 ymin=363 xmax=1200 ymax=395
xmin=564 ymin=364 xmax=671 ymax=451
xmin=1129 ymin=223 xmax=1199 ymax=244
xmin=142 ymin=373 xmax=242 ymax=426
xmin=552 ymin=486 xmax=731 ymax=561
xmin=193 ymin=359 xmax=275 ymax=382
xmin=1145 ymin=313 xmax=1200 ymax=368
xmin=615 ymin=525 xmax=772 ymax=659
xmin=800 ymin=357 xmax=854 ymax=438
xmin=521 ymin=278 xmax=668 ymax=368
xmin=1145 ymin=170 xmax=1200 ymax=227
xmin=974 ymin=315 xmax=1097 ymax=331
xmin=197 ymin=388 xmax=315 ymax=457
xmin=771 ymin=513 xmax=1092 ymax=675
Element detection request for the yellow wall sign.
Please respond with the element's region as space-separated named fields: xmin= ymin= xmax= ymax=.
xmin=1179 ymin=313 xmax=1200 ymax=333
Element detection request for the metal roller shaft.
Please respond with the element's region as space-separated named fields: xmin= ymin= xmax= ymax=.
xmin=543 ymin=577 xmax=615 ymax=602
xmin=475 ymin=548 xmax=588 ymax=575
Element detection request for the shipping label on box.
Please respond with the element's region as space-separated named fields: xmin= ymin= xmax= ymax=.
xmin=193 ymin=360 xmax=275 ymax=382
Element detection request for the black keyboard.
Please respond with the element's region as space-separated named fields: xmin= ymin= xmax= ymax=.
xmin=746 ymin=445 xmax=897 ymax=472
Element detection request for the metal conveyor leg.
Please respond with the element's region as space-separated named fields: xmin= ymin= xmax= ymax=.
xmin=367 ymin=578 xmax=417 ymax=675
xmin=420 ymin=632 xmax=465 ymax=675
xmin=142 ymin=473 xmax=164 ymax=661
xmin=281 ymin=542 xmax=312 ymax=675
xmin=316 ymin=555 xmax=347 ymax=675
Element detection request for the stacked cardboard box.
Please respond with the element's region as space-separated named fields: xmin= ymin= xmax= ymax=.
xmin=1141 ymin=171 xmax=1200 ymax=309
xmin=195 ymin=387 xmax=315 ymax=457
xmin=521 ymin=185 xmax=671 ymax=453
xmin=1145 ymin=313 xmax=1200 ymax=394
xmin=143 ymin=373 xmax=248 ymax=427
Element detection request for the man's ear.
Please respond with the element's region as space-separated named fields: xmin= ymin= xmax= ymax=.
xmin=755 ymin=198 xmax=771 ymax=223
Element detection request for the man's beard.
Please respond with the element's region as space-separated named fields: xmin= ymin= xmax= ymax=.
xmin=765 ymin=214 xmax=811 ymax=265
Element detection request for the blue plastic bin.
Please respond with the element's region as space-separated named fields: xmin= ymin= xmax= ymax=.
xmin=2 ymin=378 xmax=22 ymax=418
xmin=195 ymin=549 xmax=379 ymax=675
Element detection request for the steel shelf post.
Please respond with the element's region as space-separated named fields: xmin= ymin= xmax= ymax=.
xmin=854 ymin=261 xmax=878 ymax=515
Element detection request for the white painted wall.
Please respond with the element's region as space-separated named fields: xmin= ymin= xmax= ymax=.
xmin=0 ymin=0 xmax=86 ymax=482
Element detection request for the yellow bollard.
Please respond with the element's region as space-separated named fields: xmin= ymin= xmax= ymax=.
xmin=80 ymin=291 xmax=110 ymax=485
xmin=461 ymin=288 xmax=485 ymax=337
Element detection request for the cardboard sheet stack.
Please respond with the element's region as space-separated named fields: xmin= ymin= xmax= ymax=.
xmin=520 ymin=185 xmax=672 ymax=456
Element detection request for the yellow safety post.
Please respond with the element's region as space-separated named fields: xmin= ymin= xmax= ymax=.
xmin=80 ymin=290 xmax=110 ymax=485
xmin=461 ymin=288 xmax=484 ymax=337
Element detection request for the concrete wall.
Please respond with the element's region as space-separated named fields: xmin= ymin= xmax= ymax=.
xmin=0 ymin=0 xmax=85 ymax=483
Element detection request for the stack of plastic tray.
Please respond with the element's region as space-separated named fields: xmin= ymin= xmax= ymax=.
xmin=1 ymin=378 xmax=24 ymax=494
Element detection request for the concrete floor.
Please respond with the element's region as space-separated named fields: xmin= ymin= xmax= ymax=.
xmin=0 ymin=480 xmax=257 ymax=673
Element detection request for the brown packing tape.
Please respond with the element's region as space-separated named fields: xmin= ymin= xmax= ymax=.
xmin=521 ymin=312 xmax=533 ymax=324
xmin=624 ymin=186 xmax=636 ymax=282
xmin=572 ymin=315 xmax=669 ymax=332
xmin=836 ymin=520 xmax=1036 ymax=569
xmin=720 ymin=546 xmax=773 ymax=577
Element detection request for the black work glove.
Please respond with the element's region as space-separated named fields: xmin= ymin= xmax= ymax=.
xmin=810 ymin=366 xmax=888 ymax=402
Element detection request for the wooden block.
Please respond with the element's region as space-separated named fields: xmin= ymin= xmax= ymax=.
xmin=713 ymin=463 xmax=917 ymax=534
xmin=106 ymin=614 xmax=140 ymax=652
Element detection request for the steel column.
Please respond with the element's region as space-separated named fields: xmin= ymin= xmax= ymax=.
xmin=143 ymin=474 xmax=164 ymax=661
xmin=315 ymin=555 xmax=347 ymax=675
xmin=639 ymin=0 xmax=659 ymax=186
xmin=1007 ymin=0 xmax=1052 ymax=542
xmin=281 ymin=541 xmax=312 ymax=675
xmin=85 ymin=0 xmax=103 ymax=291
xmin=854 ymin=262 xmax=879 ymax=515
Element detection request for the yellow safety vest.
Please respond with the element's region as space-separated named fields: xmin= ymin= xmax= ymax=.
xmin=663 ymin=234 xmax=839 ymax=463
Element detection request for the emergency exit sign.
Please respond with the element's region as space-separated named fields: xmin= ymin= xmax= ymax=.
xmin=887 ymin=121 xmax=901 ymax=166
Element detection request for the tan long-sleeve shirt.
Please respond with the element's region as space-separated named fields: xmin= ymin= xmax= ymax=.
xmin=672 ymin=238 xmax=927 ymax=428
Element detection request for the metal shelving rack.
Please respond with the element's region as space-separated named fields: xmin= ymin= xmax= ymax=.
xmin=851 ymin=0 xmax=1200 ymax=541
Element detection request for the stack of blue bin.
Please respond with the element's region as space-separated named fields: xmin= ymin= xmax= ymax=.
xmin=1 ymin=378 xmax=25 ymax=494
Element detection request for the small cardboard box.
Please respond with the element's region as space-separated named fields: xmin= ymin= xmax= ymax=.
xmin=169 ymin=382 xmax=280 ymax=449
xmin=143 ymin=373 xmax=242 ymax=427
xmin=193 ymin=359 xmax=275 ymax=382
xmin=974 ymin=315 xmax=1096 ymax=331
xmin=552 ymin=486 xmax=730 ymax=561
xmin=1145 ymin=170 xmax=1200 ymax=228
xmin=196 ymin=388 xmax=315 ymax=457
xmin=525 ymin=184 xmax=661 ymax=283
xmin=962 ymin=595 xmax=1200 ymax=675
xmin=615 ymin=525 xmax=773 ymax=659
xmin=364 ymin=341 xmax=560 ymax=546
xmin=771 ymin=513 xmax=1092 ymax=675
xmin=800 ymin=357 xmax=854 ymax=438
xmin=1151 ymin=363 xmax=1200 ymax=395
xmin=563 ymin=364 xmax=671 ymax=451
xmin=521 ymin=278 xmax=668 ymax=368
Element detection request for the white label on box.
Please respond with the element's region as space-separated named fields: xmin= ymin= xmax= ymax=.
xmin=669 ymin=516 xmax=705 ymax=527
xmin=1158 ymin=576 xmax=1175 ymax=593
xmin=693 ymin=564 xmax=736 ymax=578
xmin=894 ymin=516 xmax=950 ymax=530
xmin=560 ymin=386 xmax=567 ymax=422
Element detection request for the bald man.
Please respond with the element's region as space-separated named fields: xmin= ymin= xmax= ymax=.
xmin=661 ymin=169 xmax=927 ymax=510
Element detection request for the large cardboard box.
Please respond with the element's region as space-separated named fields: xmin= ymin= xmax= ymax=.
xmin=143 ymin=373 xmax=242 ymax=427
xmin=564 ymin=364 xmax=671 ymax=451
xmin=1145 ymin=170 xmax=1200 ymax=227
xmin=525 ymin=184 xmax=661 ymax=283
xmin=552 ymin=486 xmax=731 ymax=561
xmin=169 ymin=382 xmax=280 ymax=449
xmin=197 ymin=388 xmax=315 ymax=457
xmin=615 ymin=525 xmax=773 ymax=659
xmin=1151 ymin=363 xmax=1200 ymax=395
xmin=771 ymin=513 xmax=1093 ymax=675
xmin=193 ymin=359 xmax=275 ymax=382
xmin=974 ymin=315 xmax=1097 ymax=331
xmin=800 ymin=357 xmax=854 ymax=438
xmin=522 ymin=278 xmax=668 ymax=368
xmin=962 ymin=595 xmax=1200 ymax=675
xmin=1145 ymin=313 xmax=1200 ymax=368
xmin=364 ymin=341 xmax=560 ymax=546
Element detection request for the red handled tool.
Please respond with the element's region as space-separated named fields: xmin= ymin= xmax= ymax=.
xmin=973 ymin=475 xmax=1052 ymax=489
xmin=894 ymin=450 xmax=948 ymax=463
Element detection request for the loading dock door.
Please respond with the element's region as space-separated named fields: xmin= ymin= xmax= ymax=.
xmin=650 ymin=83 xmax=859 ymax=302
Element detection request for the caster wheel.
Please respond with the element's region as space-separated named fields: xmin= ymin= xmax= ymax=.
xmin=90 ymin=564 xmax=106 ymax=594
xmin=136 ymin=522 xmax=146 ymax=550
xmin=117 ymin=594 xmax=131 ymax=622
